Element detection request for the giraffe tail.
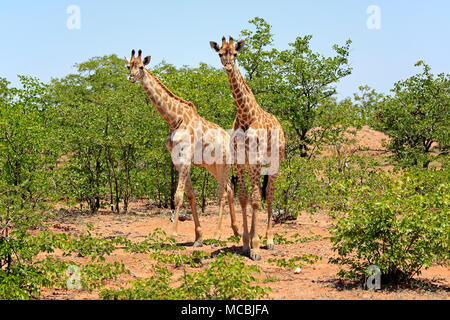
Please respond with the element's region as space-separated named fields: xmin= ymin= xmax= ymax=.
xmin=261 ymin=174 xmax=269 ymax=201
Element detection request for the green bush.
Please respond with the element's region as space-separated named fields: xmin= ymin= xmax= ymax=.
xmin=100 ymin=253 xmax=270 ymax=300
xmin=329 ymin=168 xmax=449 ymax=285
xmin=273 ymin=156 xmax=325 ymax=220
xmin=373 ymin=61 xmax=449 ymax=168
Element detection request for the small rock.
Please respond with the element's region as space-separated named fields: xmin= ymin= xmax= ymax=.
xmin=294 ymin=267 xmax=302 ymax=274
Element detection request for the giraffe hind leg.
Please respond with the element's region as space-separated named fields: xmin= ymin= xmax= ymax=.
xmin=265 ymin=174 xmax=278 ymax=251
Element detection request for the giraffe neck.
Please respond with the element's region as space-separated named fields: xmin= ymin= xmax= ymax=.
xmin=227 ymin=66 xmax=260 ymax=126
xmin=139 ymin=69 xmax=197 ymax=130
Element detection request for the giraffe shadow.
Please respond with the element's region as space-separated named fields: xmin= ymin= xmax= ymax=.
xmin=176 ymin=241 xmax=196 ymax=247
xmin=211 ymin=245 xmax=244 ymax=258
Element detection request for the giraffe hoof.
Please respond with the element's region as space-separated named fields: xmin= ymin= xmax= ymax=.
xmin=193 ymin=240 xmax=203 ymax=248
xmin=267 ymin=243 xmax=275 ymax=250
xmin=250 ymin=252 xmax=261 ymax=262
xmin=242 ymin=247 xmax=250 ymax=257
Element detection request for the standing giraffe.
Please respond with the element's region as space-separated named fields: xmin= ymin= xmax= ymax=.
xmin=210 ymin=37 xmax=285 ymax=261
xmin=125 ymin=49 xmax=240 ymax=246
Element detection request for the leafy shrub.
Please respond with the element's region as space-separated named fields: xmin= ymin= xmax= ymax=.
xmin=273 ymin=157 xmax=325 ymax=220
xmin=268 ymin=254 xmax=320 ymax=271
xmin=100 ymin=253 xmax=270 ymax=300
xmin=329 ymin=168 xmax=449 ymax=285
xmin=373 ymin=61 xmax=449 ymax=168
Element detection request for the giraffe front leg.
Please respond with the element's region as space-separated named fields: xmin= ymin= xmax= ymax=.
xmin=226 ymin=179 xmax=240 ymax=237
xmin=249 ymin=165 xmax=262 ymax=261
xmin=235 ymin=164 xmax=250 ymax=257
xmin=213 ymin=174 xmax=226 ymax=240
xmin=185 ymin=176 xmax=203 ymax=247
xmin=265 ymin=174 xmax=277 ymax=251
xmin=171 ymin=164 xmax=189 ymax=239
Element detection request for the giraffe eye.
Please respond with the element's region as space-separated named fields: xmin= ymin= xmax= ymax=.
xmin=219 ymin=54 xmax=223 ymax=57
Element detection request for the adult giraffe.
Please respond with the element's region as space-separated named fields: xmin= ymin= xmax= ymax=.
xmin=125 ymin=49 xmax=240 ymax=246
xmin=210 ymin=37 xmax=285 ymax=261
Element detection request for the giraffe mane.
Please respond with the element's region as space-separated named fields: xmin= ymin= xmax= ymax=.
xmin=144 ymin=69 xmax=198 ymax=114
xmin=235 ymin=67 xmax=254 ymax=97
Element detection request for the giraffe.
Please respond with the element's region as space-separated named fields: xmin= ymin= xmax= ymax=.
xmin=125 ymin=49 xmax=240 ymax=246
xmin=210 ymin=37 xmax=286 ymax=261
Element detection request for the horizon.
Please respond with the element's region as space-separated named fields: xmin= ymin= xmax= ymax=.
xmin=1 ymin=1 xmax=449 ymax=99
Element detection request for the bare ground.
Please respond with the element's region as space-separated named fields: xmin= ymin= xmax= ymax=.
xmin=40 ymin=201 xmax=450 ymax=300
xmin=39 ymin=126 xmax=450 ymax=300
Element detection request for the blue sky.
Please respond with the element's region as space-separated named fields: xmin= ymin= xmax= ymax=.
xmin=0 ymin=0 xmax=449 ymax=99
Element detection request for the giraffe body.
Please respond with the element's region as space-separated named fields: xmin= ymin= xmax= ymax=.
xmin=126 ymin=50 xmax=239 ymax=246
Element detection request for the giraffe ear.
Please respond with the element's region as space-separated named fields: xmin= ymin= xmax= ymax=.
xmin=210 ymin=41 xmax=220 ymax=52
xmin=235 ymin=40 xmax=245 ymax=52
xmin=124 ymin=56 xmax=130 ymax=64
xmin=143 ymin=56 xmax=151 ymax=66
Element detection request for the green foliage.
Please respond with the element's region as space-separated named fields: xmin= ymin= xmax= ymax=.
xmin=203 ymin=238 xmax=228 ymax=247
xmin=273 ymin=156 xmax=325 ymax=219
xmin=226 ymin=235 xmax=241 ymax=244
xmin=100 ymin=265 xmax=176 ymax=300
xmin=101 ymin=253 xmax=269 ymax=300
xmin=237 ymin=18 xmax=354 ymax=158
xmin=329 ymin=168 xmax=449 ymax=285
xmin=373 ymin=61 xmax=449 ymax=168
xmin=0 ymin=17 xmax=448 ymax=299
xmin=268 ymin=254 xmax=320 ymax=271
xmin=274 ymin=36 xmax=353 ymax=157
xmin=51 ymin=55 xmax=160 ymax=213
xmin=353 ymin=85 xmax=385 ymax=127
xmin=119 ymin=228 xmax=179 ymax=253
xmin=0 ymin=228 xmax=129 ymax=299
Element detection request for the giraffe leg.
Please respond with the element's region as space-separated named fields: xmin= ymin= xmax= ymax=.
xmin=235 ymin=164 xmax=250 ymax=257
xmin=265 ymin=174 xmax=277 ymax=250
xmin=215 ymin=164 xmax=240 ymax=238
xmin=249 ymin=164 xmax=262 ymax=261
xmin=185 ymin=175 xmax=203 ymax=247
xmin=226 ymin=178 xmax=240 ymax=237
xmin=171 ymin=164 xmax=189 ymax=239
xmin=213 ymin=166 xmax=226 ymax=240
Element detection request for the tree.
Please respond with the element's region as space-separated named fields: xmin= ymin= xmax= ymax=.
xmin=0 ymin=76 xmax=57 ymax=225
xmin=352 ymin=85 xmax=385 ymax=128
xmin=374 ymin=61 xmax=450 ymax=168
xmin=236 ymin=18 xmax=353 ymax=159
xmin=274 ymin=35 xmax=353 ymax=157
xmin=51 ymin=55 xmax=160 ymax=213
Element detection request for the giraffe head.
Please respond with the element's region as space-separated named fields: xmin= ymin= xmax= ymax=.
xmin=210 ymin=36 xmax=245 ymax=72
xmin=124 ymin=49 xmax=151 ymax=83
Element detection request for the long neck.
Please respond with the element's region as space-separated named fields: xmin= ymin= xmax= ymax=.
xmin=139 ymin=69 xmax=196 ymax=130
xmin=227 ymin=66 xmax=260 ymax=126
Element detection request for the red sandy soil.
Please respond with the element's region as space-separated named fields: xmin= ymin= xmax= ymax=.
xmin=39 ymin=127 xmax=449 ymax=300
xmin=40 ymin=205 xmax=449 ymax=300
